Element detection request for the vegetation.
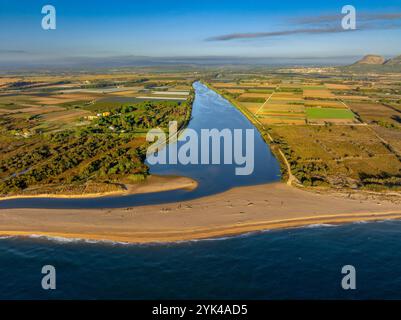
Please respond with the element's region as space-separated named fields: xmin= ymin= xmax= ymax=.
xmin=206 ymin=67 xmax=401 ymax=191
xmin=306 ymin=108 xmax=355 ymax=120
xmin=2 ymin=66 xmax=401 ymax=195
xmin=0 ymin=73 xmax=195 ymax=195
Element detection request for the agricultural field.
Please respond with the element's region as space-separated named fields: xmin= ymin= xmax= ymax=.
xmin=207 ymin=69 xmax=401 ymax=191
xmin=269 ymin=125 xmax=401 ymax=189
xmin=2 ymin=67 xmax=401 ymax=194
xmin=208 ymin=78 xmax=359 ymax=125
xmin=0 ymin=72 xmax=196 ymax=196
xmin=305 ymin=108 xmax=355 ymax=120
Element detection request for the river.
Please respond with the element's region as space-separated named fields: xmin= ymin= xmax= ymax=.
xmin=0 ymin=82 xmax=281 ymax=209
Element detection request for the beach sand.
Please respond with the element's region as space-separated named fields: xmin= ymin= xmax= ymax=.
xmin=0 ymin=182 xmax=400 ymax=243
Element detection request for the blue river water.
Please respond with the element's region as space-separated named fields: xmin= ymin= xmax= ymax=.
xmin=1 ymin=220 xmax=401 ymax=299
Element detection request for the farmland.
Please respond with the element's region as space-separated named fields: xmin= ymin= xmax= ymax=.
xmin=206 ymin=67 xmax=401 ymax=191
xmin=1 ymin=65 xmax=401 ymax=196
xmin=0 ymin=72 xmax=196 ymax=196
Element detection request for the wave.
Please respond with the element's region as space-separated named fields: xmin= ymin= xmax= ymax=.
xmin=0 ymin=230 xmax=270 ymax=247
xmin=352 ymin=220 xmax=369 ymax=224
xmin=0 ymin=233 xmax=241 ymax=246
xmin=183 ymin=230 xmax=271 ymax=243
xmin=0 ymin=236 xmax=14 ymax=240
xmin=302 ymin=223 xmax=337 ymax=229
xmin=0 ymin=234 xmax=132 ymax=246
xmin=2 ymin=219 xmax=399 ymax=246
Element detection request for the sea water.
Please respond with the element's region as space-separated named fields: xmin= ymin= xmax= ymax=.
xmin=1 ymin=220 xmax=401 ymax=299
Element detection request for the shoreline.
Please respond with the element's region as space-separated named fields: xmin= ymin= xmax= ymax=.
xmin=0 ymin=175 xmax=198 ymax=202
xmin=0 ymin=182 xmax=400 ymax=243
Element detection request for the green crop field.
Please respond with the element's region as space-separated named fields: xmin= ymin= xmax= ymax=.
xmin=306 ymin=107 xmax=355 ymax=119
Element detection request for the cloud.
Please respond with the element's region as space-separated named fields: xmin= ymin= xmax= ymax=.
xmin=207 ymin=11 xmax=401 ymax=41
xmin=0 ymin=50 xmax=29 ymax=54
xmin=296 ymin=12 xmax=401 ymax=24
xmin=206 ymin=26 xmax=354 ymax=41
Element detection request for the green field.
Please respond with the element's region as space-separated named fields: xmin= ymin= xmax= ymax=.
xmin=306 ymin=107 xmax=355 ymax=119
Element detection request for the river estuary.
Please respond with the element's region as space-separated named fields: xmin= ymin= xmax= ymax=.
xmin=0 ymin=83 xmax=400 ymax=299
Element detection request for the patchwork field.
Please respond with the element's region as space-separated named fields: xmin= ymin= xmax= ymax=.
xmin=0 ymin=72 xmax=196 ymax=196
xmin=211 ymin=79 xmax=359 ymax=125
xmin=0 ymin=74 xmax=195 ymax=134
xmin=207 ymin=69 xmax=401 ymax=190
xmin=2 ymin=68 xmax=401 ymax=196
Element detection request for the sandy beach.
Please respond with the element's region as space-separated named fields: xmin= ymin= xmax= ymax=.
xmin=0 ymin=182 xmax=400 ymax=243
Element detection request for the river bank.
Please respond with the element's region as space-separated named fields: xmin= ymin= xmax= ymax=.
xmin=1 ymin=182 xmax=400 ymax=243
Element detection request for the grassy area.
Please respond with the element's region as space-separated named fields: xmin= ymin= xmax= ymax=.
xmin=306 ymin=108 xmax=355 ymax=119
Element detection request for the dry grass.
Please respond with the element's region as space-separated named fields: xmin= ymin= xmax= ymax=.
xmin=261 ymin=104 xmax=305 ymax=113
xmin=239 ymin=92 xmax=271 ymax=99
xmin=348 ymin=102 xmax=401 ymax=126
xmin=239 ymin=102 xmax=264 ymax=113
xmin=371 ymin=125 xmax=401 ymax=154
xmin=260 ymin=117 xmax=306 ymax=125
xmin=325 ymin=83 xmax=353 ymax=90
xmin=223 ymin=88 xmax=245 ymax=94
xmin=336 ymin=95 xmax=371 ymax=101
xmin=40 ymin=109 xmax=90 ymax=122
xmin=270 ymin=125 xmax=401 ymax=185
xmin=304 ymin=100 xmax=345 ymax=108
xmin=304 ymin=89 xmax=335 ymax=99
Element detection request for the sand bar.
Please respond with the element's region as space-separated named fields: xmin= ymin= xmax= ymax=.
xmin=0 ymin=183 xmax=400 ymax=243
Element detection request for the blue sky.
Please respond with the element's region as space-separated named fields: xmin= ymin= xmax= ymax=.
xmin=1 ymin=0 xmax=401 ymax=64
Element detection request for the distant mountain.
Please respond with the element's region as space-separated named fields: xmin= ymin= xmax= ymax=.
xmin=353 ymin=54 xmax=386 ymax=65
xmin=342 ymin=55 xmax=401 ymax=73
xmin=384 ymin=55 xmax=401 ymax=65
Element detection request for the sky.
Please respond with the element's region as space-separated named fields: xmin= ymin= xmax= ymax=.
xmin=0 ymin=0 xmax=401 ymax=66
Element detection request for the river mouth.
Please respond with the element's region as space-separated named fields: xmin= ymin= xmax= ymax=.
xmin=0 ymin=82 xmax=281 ymax=209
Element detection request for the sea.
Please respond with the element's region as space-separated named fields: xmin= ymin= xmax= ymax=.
xmin=1 ymin=220 xmax=401 ymax=299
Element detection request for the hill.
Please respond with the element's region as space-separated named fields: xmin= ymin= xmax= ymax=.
xmin=353 ymin=54 xmax=386 ymax=65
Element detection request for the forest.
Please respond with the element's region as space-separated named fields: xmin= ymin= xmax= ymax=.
xmin=0 ymin=93 xmax=193 ymax=195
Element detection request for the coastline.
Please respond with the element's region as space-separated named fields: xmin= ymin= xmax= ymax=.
xmin=0 ymin=175 xmax=197 ymax=201
xmin=1 ymin=182 xmax=400 ymax=243
xmin=2 ymin=212 xmax=401 ymax=244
